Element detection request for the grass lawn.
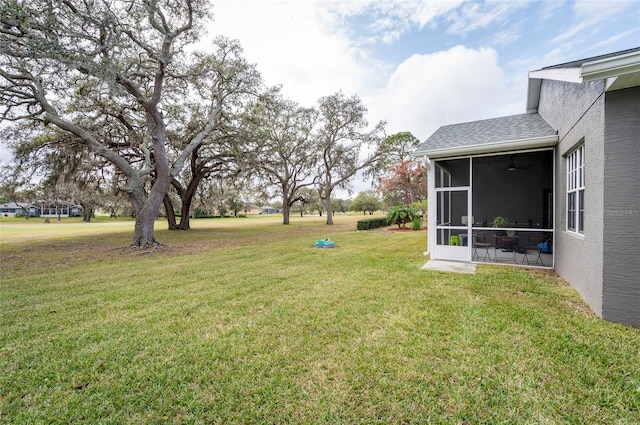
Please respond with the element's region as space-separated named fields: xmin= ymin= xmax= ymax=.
xmin=1 ymin=215 xmax=639 ymax=424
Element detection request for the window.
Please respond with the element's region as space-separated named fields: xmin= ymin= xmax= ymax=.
xmin=567 ymin=145 xmax=585 ymax=234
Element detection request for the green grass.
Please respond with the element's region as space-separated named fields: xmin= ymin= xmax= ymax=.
xmin=1 ymin=215 xmax=639 ymax=424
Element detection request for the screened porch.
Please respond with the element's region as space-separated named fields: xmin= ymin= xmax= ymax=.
xmin=432 ymin=150 xmax=554 ymax=267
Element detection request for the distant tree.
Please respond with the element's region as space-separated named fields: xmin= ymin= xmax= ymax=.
xmin=377 ymin=132 xmax=427 ymax=207
xmin=294 ymin=187 xmax=322 ymax=216
xmin=244 ymin=92 xmax=319 ymax=224
xmin=381 ymin=132 xmax=421 ymax=168
xmin=315 ymin=92 xmax=386 ymax=225
xmin=331 ymin=198 xmax=350 ymax=214
xmin=350 ymin=190 xmax=381 ymax=215
xmin=412 ymin=199 xmax=428 ymax=223
xmin=226 ymin=192 xmax=245 ymax=217
xmin=378 ymin=158 xmax=427 ymax=207
xmin=291 ymin=188 xmax=313 ymax=217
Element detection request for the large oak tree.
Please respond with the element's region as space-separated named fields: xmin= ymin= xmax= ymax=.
xmin=0 ymin=0 xmax=232 ymax=247
xmin=315 ymin=92 xmax=386 ymax=224
xmin=244 ymin=92 xmax=319 ymax=225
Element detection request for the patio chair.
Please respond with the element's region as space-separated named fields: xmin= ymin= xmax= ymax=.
xmin=521 ymin=234 xmax=545 ymax=266
xmin=472 ymin=233 xmax=492 ymax=261
xmin=494 ymin=234 xmax=517 ymax=262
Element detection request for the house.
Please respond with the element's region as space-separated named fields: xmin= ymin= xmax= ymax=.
xmin=260 ymin=206 xmax=278 ymax=215
xmin=415 ymin=47 xmax=640 ymax=327
xmin=243 ymin=204 xmax=264 ymax=215
xmin=0 ymin=202 xmax=39 ymax=217
xmin=37 ymin=200 xmax=82 ymax=218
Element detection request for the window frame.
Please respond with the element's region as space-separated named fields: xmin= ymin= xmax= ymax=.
xmin=566 ymin=144 xmax=585 ymax=234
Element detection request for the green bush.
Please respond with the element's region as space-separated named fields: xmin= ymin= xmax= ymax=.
xmin=357 ymin=217 xmax=388 ymax=230
xmin=386 ymin=205 xmax=420 ymax=228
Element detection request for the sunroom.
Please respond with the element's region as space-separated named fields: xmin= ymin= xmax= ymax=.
xmin=416 ymin=113 xmax=558 ymax=267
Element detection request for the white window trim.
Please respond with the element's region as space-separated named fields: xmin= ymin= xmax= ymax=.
xmin=566 ymin=145 xmax=585 ymax=234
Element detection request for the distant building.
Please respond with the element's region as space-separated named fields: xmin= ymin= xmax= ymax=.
xmin=37 ymin=201 xmax=82 ymax=218
xmin=0 ymin=201 xmax=82 ymax=218
xmin=1 ymin=202 xmax=38 ymax=217
xmin=260 ymin=206 xmax=278 ymax=215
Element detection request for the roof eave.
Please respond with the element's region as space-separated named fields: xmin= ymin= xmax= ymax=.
xmin=581 ymin=50 xmax=640 ymax=81
xmin=526 ymin=49 xmax=640 ymax=111
xmin=414 ymin=134 xmax=558 ymax=159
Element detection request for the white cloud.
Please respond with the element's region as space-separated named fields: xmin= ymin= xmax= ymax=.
xmin=591 ymin=28 xmax=640 ymax=49
xmin=488 ymin=20 xmax=526 ymax=47
xmin=204 ymin=0 xmax=469 ymax=105
xmin=365 ymin=46 xmax=522 ymax=141
xmin=445 ymin=0 xmax=530 ymax=36
xmin=353 ymin=0 xmax=464 ymax=44
xmin=553 ymin=0 xmax=639 ymax=43
xmin=207 ymin=0 xmax=368 ymax=106
xmin=537 ymin=0 xmax=564 ymax=23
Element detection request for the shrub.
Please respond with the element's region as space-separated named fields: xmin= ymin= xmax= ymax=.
xmin=386 ymin=205 xmax=420 ymax=228
xmin=357 ymin=217 xmax=387 ymax=230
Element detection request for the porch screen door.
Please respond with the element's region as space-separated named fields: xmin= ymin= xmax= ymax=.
xmin=434 ymin=160 xmax=471 ymax=261
xmin=435 ymin=188 xmax=470 ymax=260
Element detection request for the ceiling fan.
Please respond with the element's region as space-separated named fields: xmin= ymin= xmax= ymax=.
xmin=507 ymin=155 xmax=528 ymax=171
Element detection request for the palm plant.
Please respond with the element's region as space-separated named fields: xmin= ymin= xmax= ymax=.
xmin=386 ymin=205 xmax=420 ymax=228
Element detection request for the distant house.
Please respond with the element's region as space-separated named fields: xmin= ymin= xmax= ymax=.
xmin=260 ymin=206 xmax=278 ymax=215
xmin=0 ymin=202 xmax=38 ymax=217
xmin=37 ymin=201 xmax=83 ymax=218
xmin=415 ymin=47 xmax=640 ymax=327
xmin=243 ymin=204 xmax=263 ymax=215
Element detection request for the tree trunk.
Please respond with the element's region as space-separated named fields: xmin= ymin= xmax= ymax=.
xmin=163 ymin=196 xmax=178 ymax=230
xmin=178 ymin=199 xmax=192 ymax=230
xmin=282 ymin=202 xmax=291 ymax=224
xmin=174 ymin=167 xmax=204 ymax=230
xmin=82 ymin=205 xmax=93 ymax=222
xmin=281 ymin=190 xmax=291 ymax=225
xmin=130 ymin=176 xmax=168 ymax=247
xmin=131 ymin=207 xmax=158 ymax=247
xmin=325 ymin=193 xmax=334 ymax=225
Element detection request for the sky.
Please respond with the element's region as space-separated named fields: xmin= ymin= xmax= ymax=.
xmin=205 ymin=0 xmax=640 ymax=142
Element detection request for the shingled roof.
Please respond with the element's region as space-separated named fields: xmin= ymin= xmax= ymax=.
xmin=540 ymin=47 xmax=640 ymax=71
xmin=414 ymin=113 xmax=557 ymax=158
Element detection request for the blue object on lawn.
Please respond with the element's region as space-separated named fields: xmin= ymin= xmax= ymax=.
xmin=315 ymin=239 xmax=335 ymax=248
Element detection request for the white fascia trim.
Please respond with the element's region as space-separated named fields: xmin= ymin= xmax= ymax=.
xmin=414 ymin=134 xmax=558 ymax=159
xmin=581 ymin=51 xmax=640 ymax=81
xmin=528 ymin=68 xmax=583 ymax=84
xmin=528 ymin=51 xmax=640 ymax=84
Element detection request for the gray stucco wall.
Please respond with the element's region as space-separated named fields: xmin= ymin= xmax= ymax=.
xmin=538 ymin=79 xmax=606 ymax=316
xmin=602 ymin=87 xmax=640 ymax=326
